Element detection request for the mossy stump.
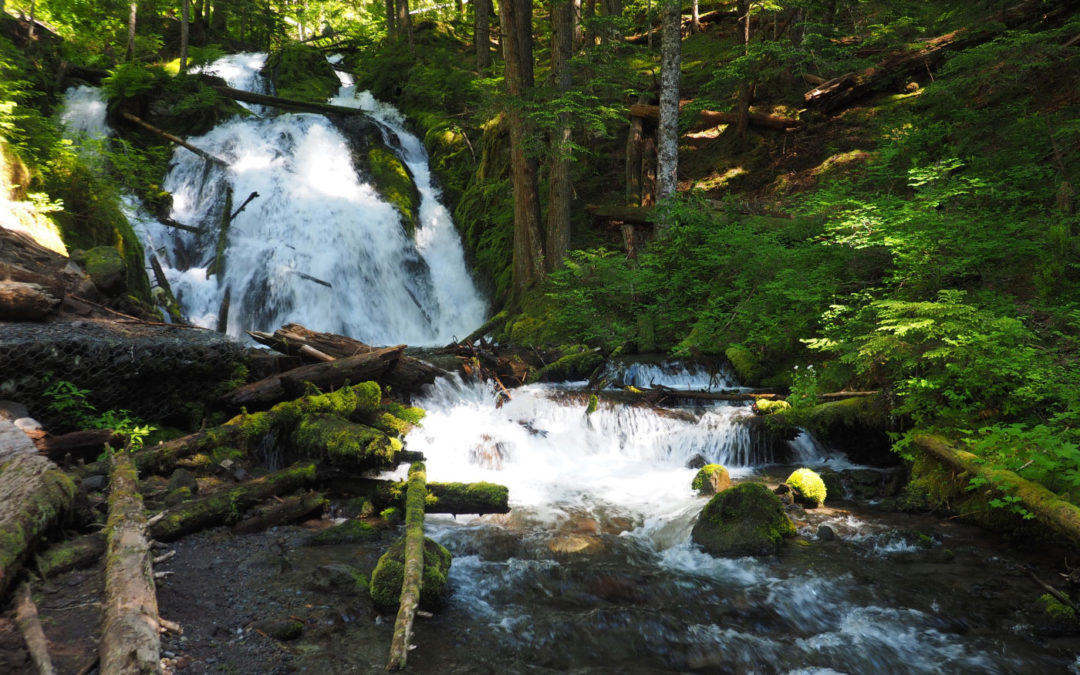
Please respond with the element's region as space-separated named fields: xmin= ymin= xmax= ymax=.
xmin=691 ymin=483 xmax=796 ymax=557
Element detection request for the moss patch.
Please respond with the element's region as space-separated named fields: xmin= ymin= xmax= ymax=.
xmin=527 ymin=347 xmax=605 ymax=384
xmin=786 ymin=468 xmax=827 ymax=508
xmin=261 ymin=44 xmax=340 ymax=103
xmin=307 ymin=518 xmax=379 ymax=545
xmin=367 ymin=147 xmax=421 ymax=238
xmin=692 ymin=464 xmax=731 ymax=496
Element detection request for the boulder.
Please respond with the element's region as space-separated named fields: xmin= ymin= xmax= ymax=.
xmin=691 ymin=463 xmax=731 ymax=496
xmin=77 ymin=246 xmax=127 ymax=295
xmin=691 ymin=483 xmax=796 ymax=557
xmin=786 ymin=468 xmax=827 ymax=508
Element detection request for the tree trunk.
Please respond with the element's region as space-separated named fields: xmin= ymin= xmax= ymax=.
xmin=149 ymin=462 xmax=319 ymax=542
xmin=397 ymin=0 xmax=414 ymax=54
xmin=35 ymin=429 xmax=122 ymax=463
xmin=583 ymin=0 xmax=597 ymax=47
xmin=385 ymin=0 xmax=396 ymax=38
xmin=625 ymin=96 xmax=646 ymax=205
xmin=735 ymin=0 xmax=751 ymax=139
xmin=546 ymin=0 xmax=574 ymax=274
xmin=500 ymin=0 xmax=545 ymax=298
xmin=386 ymin=462 xmax=426 ymax=671
xmin=0 ymin=281 xmax=60 ymax=320
xmin=211 ymin=0 xmax=227 ymax=35
xmin=126 ymin=2 xmax=137 ymax=62
xmin=572 ymin=0 xmax=584 ymax=51
xmin=180 ymin=0 xmax=190 ymax=71
xmin=656 ymin=0 xmax=682 ymax=210
xmin=232 ymin=491 xmax=327 ymax=534
xmin=475 ymin=0 xmax=491 ymax=70
xmin=0 ymin=454 xmax=76 ymax=600
xmin=690 ymin=0 xmax=700 ymax=33
xmin=120 ymin=112 xmax=228 ymax=167
xmin=101 ymin=450 xmax=161 ymax=675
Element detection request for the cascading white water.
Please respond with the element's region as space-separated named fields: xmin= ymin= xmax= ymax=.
xmin=602 ymin=358 xmax=740 ymax=391
xmin=136 ymin=53 xmax=485 ymax=343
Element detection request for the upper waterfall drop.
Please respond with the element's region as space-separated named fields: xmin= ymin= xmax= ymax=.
xmin=139 ymin=53 xmax=486 ymax=345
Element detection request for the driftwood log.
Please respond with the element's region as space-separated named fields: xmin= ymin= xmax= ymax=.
xmin=15 ymin=582 xmax=56 ymax=675
xmin=0 ymin=454 xmax=77 ymax=599
xmin=0 ymin=281 xmax=61 ymax=320
xmin=148 ymin=462 xmax=319 ymax=542
xmin=629 ymin=102 xmax=802 ymax=131
xmin=387 ymin=462 xmax=427 ymax=671
xmin=101 ymin=450 xmax=161 ymax=675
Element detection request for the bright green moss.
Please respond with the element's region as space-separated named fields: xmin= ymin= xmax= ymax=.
xmin=691 ymin=483 xmax=797 ymax=557
xmin=1040 ymin=593 xmax=1079 ymax=623
xmin=586 ymin=395 xmax=599 ymax=415
xmin=692 ymin=464 xmax=731 ymax=496
xmin=725 ymin=345 xmax=763 ymax=387
xmin=527 ymin=347 xmax=604 ymax=384
xmin=368 ymin=147 xmax=421 ymax=237
xmin=786 ymin=468 xmax=827 ymax=508
xmin=755 ymin=399 xmax=792 ymax=414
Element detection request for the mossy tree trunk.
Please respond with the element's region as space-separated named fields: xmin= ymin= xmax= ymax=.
xmin=101 ymin=450 xmax=161 ymax=675
xmin=387 ymin=462 xmax=427 ymax=671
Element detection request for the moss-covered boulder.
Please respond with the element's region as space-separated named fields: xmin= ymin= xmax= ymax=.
xmin=691 ymin=483 xmax=796 ymax=557
xmin=368 ymin=147 xmax=421 ymax=237
xmin=370 ymin=536 xmax=452 ymax=611
xmin=526 ymin=346 xmax=605 ymax=384
xmin=260 ymin=44 xmax=340 ymax=102
xmin=307 ymin=518 xmax=379 ymax=545
xmin=77 ymin=246 xmax=127 ymax=295
xmin=754 ymin=398 xmax=791 ymax=415
xmin=692 ymin=464 xmax=731 ymax=496
xmin=786 ymin=468 xmax=827 ymax=508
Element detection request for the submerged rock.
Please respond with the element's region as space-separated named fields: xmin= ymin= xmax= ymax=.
xmin=691 ymin=483 xmax=796 ymax=557
xmin=785 ymin=468 xmax=827 ymax=508
xmin=692 ymin=464 xmax=731 ymax=496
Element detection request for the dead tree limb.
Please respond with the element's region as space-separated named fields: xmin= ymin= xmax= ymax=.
xmin=101 ymin=449 xmax=160 ymax=674
xmin=15 ymin=582 xmax=56 ymax=675
xmin=387 ymin=462 xmax=426 ymax=671
xmin=120 ymin=111 xmax=228 ymax=167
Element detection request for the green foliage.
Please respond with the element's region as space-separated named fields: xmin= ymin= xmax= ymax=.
xmin=102 ymin=63 xmax=165 ymax=108
xmin=788 ymin=365 xmax=820 ymax=409
xmin=43 ymin=378 xmax=156 ymax=450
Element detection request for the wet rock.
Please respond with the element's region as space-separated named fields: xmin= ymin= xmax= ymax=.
xmin=306 ymin=562 xmax=368 ymax=594
xmin=250 ymin=617 xmax=304 ymax=641
xmin=164 ymin=486 xmax=193 ymax=507
xmin=81 ymin=474 xmax=108 ymax=492
xmin=692 ymin=464 xmax=731 ymax=496
xmin=168 ymin=468 xmax=199 ymax=494
xmin=817 ymin=524 xmax=837 ymax=541
xmin=691 ymin=483 xmax=797 ymax=557
xmin=306 ymin=519 xmax=378 ymax=546
xmin=774 ymin=483 xmax=795 ymax=505
xmin=0 ymin=400 xmax=29 ymax=421
xmin=548 ymin=534 xmax=604 ymax=555
xmin=685 ymin=454 xmax=708 ymax=470
xmin=76 ymin=246 xmax=127 ymax=295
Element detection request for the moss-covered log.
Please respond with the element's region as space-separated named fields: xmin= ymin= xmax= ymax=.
xmin=14 ymin=582 xmax=56 ymax=675
xmin=387 ymin=462 xmax=427 ymax=671
xmin=357 ymin=479 xmax=510 ymax=515
xmin=223 ymin=344 xmax=405 ymax=409
xmin=148 ymin=462 xmax=318 ymax=542
xmin=77 ymin=425 xmax=249 ymax=479
xmin=101 ymin=450 xmax=160 ymax=675
xmin=292 ymin=415 xmax=402 ymax=469
xmin=0 ymin=454 xmax=77 ymax=600
xmin=35 ymin=532 xmax=106 ymax=579
xmin=232 ymin=491 xmax=328 ymax=535
xmin=913 ymin=434 xmax=1080 ymax=549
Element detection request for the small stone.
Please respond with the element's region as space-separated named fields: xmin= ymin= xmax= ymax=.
xmin=81 ymin=474 xmax=108 ymax=492
xmin=817 ymin=524 xmax=837 ymax=541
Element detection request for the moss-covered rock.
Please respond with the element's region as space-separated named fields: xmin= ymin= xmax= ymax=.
xmin=691 ymin=482 xmax=796 ymax=557
xmin=754 ymin=398 xmax=792 ymax=415
xmin=76 ymin=246 xmax=127 ymax=295
xmin=367 ymin=147 xmax=421 ymax=238
xmin=786 ymin=468 xmax=827 ymax=508
xmin=261 ymin=44 xmax=340 ymax=102
xmin=692 ymin=464 xmax=731 ymax=496
xmin=527 ymin=346 xmax=605 ymax=384
xmin=307 ymin=518 xmax=379 ymax=545
xmin=370 ymin=536 xmax=452 ymax=611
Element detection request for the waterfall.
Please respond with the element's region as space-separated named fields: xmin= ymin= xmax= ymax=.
xmin=134 ymin=53 xmax=486 ymax=344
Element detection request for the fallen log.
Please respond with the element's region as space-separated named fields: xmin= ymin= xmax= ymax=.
xmin=293 ymin=416 xmax=402 ymax=469
xmin=101 ymin=450 xmax=160 ymax=675
xmin=120 ymin=111 xmax=228 ymax=167
xmin=148 ymin=462 xmax=318 ymax=542
xmin=232 ymin=491 xmax=327 ymax=535
xmin=35 ymin=532 xmax=107 ymax=579
xmin=0 ymin=454 xmax=77 ymax=600
xmin=629 ymin=102 xmax=802 ymax=131
xmin=223 ymin=344 xmax=405 ymax=408
xmin=0 ymin=281 xmax=61 ymax=320
xmin=804 ymin=0 xmax=1063 ymax=112
xmin=214 ymin=85 xmax=370 ymax=117
xmin=0 ymin=262 xmax=66 ymax=299
xmin=358 ymin=478 xmax=510 ymax=516
xmin=387 ymin=462 xmax=426 ymax=671
xmin=35 ymin=429 xmax=121 ymax=463
xmin=913 ymin=434 xmax=1080 ymax=549
xmin=77 ymin=426 xmax=248 ymax=479
xmin=1 ymin=418 xmax=38 ymax=463
xmin=15 ymin=582 xmax=56 ymax=675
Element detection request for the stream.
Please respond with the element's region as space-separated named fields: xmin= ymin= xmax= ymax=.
xmin=57 ymin=59 xmax=1080 ymax=674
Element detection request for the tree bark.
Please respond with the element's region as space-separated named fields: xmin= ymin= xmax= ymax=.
xmin=101 ymin=450 xmax=160 ymax=675
xmin=500 ymin=0 xmax=545 ymax=297
xmin=387 ymin=462 xmax=426 ymax=671
xmin=546 ymin=0 xmax=574 ymax=273
xmin=0 ymin=454 xmax=76 ymax=600
xmin=210 ymin=0 xmax=227 ymax=35
xmin=474 ymin=0 xmax=491 ymax=70
xmin=222 ymin=344 xmax=404 ymax=409
xmin=36 ymin=429 xmax=122 ymax=463
xmin=656 ymin=0 xmax=682 ymax=210
xmin=0 ymin=281 xmax=60 ymax=320
xmin=397 ymin=0 xmax=414 ymax=55
xmin=690 ymin=0 xmax=700 ymax=33
xmin=735 ymin=0 xmax=751 ymax=139
xmin=385 ymin=0 xmax=396 ymax=38
xmin=625 ymin=98 xmax=645 ymax=205
xmin=15 ymin=583 xmax=56 ymax=675
xmin=149 ymin=462 xmax=318 ymax=542
xmin=629 ymin=102 xmax=801 ymax=130
xmin=125 ymin=2 xmax=137 ymax=62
